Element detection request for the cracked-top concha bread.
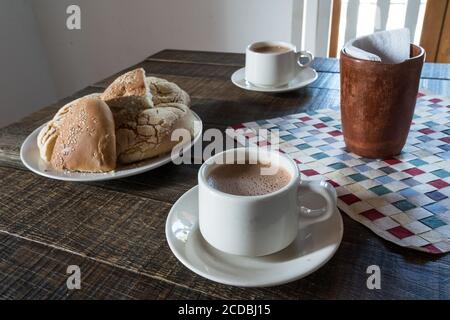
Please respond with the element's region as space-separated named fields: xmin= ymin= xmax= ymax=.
xmin=146 ymin=76 xmax=190 ymax=107
xmin=50 ymin=96 xmax=116 ymax=172
xmin=116 ymin=103 xmax=194 ymax=164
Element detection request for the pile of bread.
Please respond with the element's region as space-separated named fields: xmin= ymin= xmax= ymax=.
xmin=37 ymin=68 xmax=194 ymax=172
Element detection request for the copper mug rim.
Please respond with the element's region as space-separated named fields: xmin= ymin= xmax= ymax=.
xmin=340 ymin=43 xmax=425 ymax=66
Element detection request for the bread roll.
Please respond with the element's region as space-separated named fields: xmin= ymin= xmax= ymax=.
xmin=146 ymin=76 xmax=190 ymax=107
xmin=101 ymin=68 xmax=153 ymax=112
xmin=116 ymin=103 xmax=194 ymax=164
xmin=101 ymin=71 xmax=193 ymax=163
xmin=51 ymin=97 xmax=116 ymax=172
xmin=37 ymin=93 xmax=101 ymax=162
xmin=37 ymin=68 xmax=194 ymax=169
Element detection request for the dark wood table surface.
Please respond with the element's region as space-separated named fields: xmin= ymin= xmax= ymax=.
xmin=1 ymin=50 xmax=450 ymax=300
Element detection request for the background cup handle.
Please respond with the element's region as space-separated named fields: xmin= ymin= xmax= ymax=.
xmin=296 ymin=50 xmax=314 ymax=68
xmin=297 ymin=180 xmax=336 ymax=225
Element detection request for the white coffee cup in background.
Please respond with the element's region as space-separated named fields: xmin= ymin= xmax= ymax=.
xmin=245 ymin=41 xmax=314 ymax=87
xmin=198 ymin=147 xmax=336 ymax=257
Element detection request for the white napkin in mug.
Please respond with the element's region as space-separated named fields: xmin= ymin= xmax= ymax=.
xmin=343 ymin=28 xmax=411 ymax=64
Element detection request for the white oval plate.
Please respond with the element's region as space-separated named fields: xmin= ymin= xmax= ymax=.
xmin=166 ymin=184 xmax=343 ymax=287
xmin=231 ymin=67 xmax=318 ymax=93
xmin=20 ymin=111 xmax=203 ymax=182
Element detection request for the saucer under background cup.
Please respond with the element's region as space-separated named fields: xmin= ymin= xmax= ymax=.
xmin=165 ymin=184 xmax=343 ymax=287
xmin=231 ymin=67 xmax=318 ymax=93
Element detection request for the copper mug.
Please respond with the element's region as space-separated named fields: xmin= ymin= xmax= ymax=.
xmin=340 ymin=44 xmax=425 ymax=158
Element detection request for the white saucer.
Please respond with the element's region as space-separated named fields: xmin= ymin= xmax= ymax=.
xmin=20 ymin=111 xmax=203 ymax=182
xmin=231 ymin=67 xmax=318 ymax=93
xmin=165 ymin=184 xmax=343 ymax=287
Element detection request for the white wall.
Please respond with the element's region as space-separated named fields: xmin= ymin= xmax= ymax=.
xmin=0 ymin=0 xmax=57 ymax=127
xmin=1 ymin=0 xmax=296 ymax=126
xmin=32 ymin=0 xmax=295 ymax=99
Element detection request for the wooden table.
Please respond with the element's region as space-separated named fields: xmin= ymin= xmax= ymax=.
xmin=1 ymin=50 xmax=449 ymax=300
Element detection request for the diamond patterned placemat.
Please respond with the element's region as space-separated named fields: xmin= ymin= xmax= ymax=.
xmin=228 ymin=92 xmax=450 ymax=254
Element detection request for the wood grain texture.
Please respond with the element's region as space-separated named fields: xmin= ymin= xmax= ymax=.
xmin=437 ymin=1 xmax=450 ymax=63
xmin=147 ymin=50 xmax=450 ymax=79
xmin=421 ymin=62 xmax=450 ymax=79
xmin=329 ymin=0 xmax=342 ymax=58
xmin=0 ymin=233 xmax=211 ymax=300
xmin=0 ymin=167 xmax=448 ymax=299
xmin=1 ymin=50 xmax=450 ymax=299
xmin=420 ymin=0 xmax=449 ymax=62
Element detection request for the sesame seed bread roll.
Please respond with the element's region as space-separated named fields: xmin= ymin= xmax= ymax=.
xmin=50 ymin=97 xmax=116 ymax=172
xmin=37 ymin=93 xmax=101 ymax=162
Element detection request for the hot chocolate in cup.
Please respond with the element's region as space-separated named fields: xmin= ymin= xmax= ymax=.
xmin=198 ymin=147 xmax=336 ymax=257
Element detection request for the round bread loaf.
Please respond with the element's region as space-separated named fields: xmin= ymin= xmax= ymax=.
xmin=146 ymin=76 xmax=190 ymax=107
xmin=50 ymin=97 xmax=116 ymax=172
xmin=37 ymin=93 xmax=101 ymax=162
xmin=102 ymin=68 xmax=153 ymax=111
xmin=116 ymin=103 xmax=194 ymax=164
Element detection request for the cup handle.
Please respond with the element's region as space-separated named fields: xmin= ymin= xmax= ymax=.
xmin=297 ymin=180 xmax=336 ymax=225
xmin=296 ymin=50 xmax=314 ymax=68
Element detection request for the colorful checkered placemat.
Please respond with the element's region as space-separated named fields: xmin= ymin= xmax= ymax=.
xmin=228 ymin=92 xmax=450 ymax=254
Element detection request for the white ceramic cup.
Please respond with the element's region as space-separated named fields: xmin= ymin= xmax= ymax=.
xmin=245 ymin=41 xmax=314 ymax=87
xmin=198 ymin=147 xmax=336 ymax=257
